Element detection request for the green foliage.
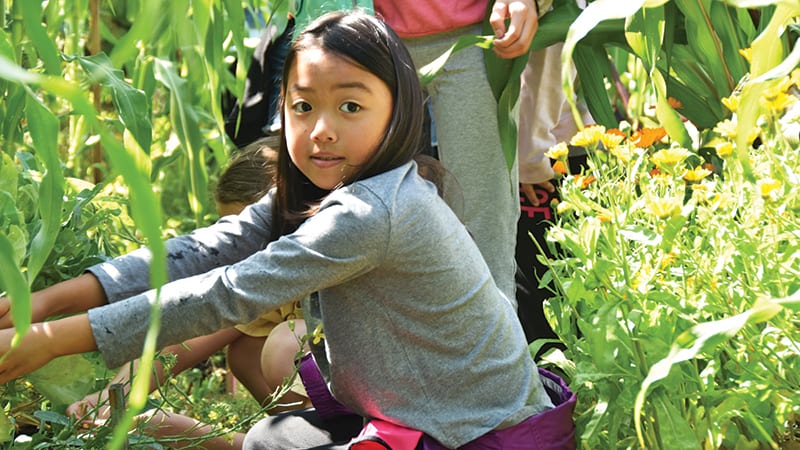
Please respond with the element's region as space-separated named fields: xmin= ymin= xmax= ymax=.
xmin=540 ymin=29 xmax=800 ymax=446
xmin=557 ymin=0 xmax=774 ymax=133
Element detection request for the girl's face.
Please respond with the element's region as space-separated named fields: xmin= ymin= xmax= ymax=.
xmin=284 ymin=48 xmax=393 ymax=190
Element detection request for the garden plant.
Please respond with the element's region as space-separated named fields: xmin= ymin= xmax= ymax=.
xmin=0 ymin=0 xmax=798 ymax=448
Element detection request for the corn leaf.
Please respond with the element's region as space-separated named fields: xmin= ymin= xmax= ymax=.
xmin=71 ymin=53 xmax=153 ymax=155
xmin=417 ymin=34 xmax=494 ymax=87
xmin=572 ymin=44 xmax=617 ymax=127
xmin=24 ymin=90 xmax=64 ymax=285
xmin=0 ymin=234 xmax=30 ymax=349
xmin=154 ymin=58 xmax=209 ymax=223
xmin=109 ymin=0 xmax=167 ymax=68
xmin=19 ymin=1 xmax=61 ymax=76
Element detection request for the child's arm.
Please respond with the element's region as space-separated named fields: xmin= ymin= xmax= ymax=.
xmin=0 ymin=313 xmax=97 ymax=384
xmin=0 ymin=273 xmax=108 ymax=329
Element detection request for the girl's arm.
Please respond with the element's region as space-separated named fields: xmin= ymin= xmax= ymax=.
xmin=0 ymin=313 xmax=97 ymax=384
xmin=0 ymin=273 xmax=107 ymax=329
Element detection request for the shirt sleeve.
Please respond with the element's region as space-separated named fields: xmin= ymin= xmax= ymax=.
xmin=88 ymin=191 xmax=276 ymax=303
xmin=88 ymin=188 xmax=390 ymax=368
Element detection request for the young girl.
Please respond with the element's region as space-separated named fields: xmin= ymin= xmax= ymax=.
xmin=0 ymin=11 xmax=574 ymax=449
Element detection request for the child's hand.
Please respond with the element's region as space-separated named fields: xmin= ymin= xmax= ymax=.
xmin=0 ymin=315 xmax=96 ymax=384
xmin=489 ymin=0 xmax=539 ymax=59
xmin=67 ymin=391 xmax=112 ymax=428
xmin=0 ymin=325 xmax=59 ymax=384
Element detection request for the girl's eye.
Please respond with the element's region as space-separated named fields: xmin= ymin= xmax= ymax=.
xmin=292 ymin=101 xmax=312 ymax=113
xmin=339 ymin=102 xmax=361 ymax=113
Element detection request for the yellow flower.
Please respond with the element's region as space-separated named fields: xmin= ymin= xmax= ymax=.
xmin=545 ymin=142 xmax=570 ymax=160
xmin=556 ymin=201 xmax=573 ymax=214
xmin=609 ymin=144 xmax=634 ymax=163
xmin=651 ymin=147 xmax=691 ymax=169
xmin=647 ymin=196 xmax=681 ymax=219
xmin=709 ymin=192 xmax=733 ymax=211
xmin=312 ymin=324 xmax=326 ymax=345
xmin=683 ymin=166 xmax=712 ymax=183
xmin=208 ymin=411 xmax=219 ymax=421
xmin=758 ymin=178 xmax=782 ymax=200
xmin=600 ymin=132 xmax=625 ymax=150
xmin=570 ymin=125 xmax=606 ymax=147
xmin=739 ymin=47 xmax=753 ymax=64
xmin=762 ymin=89 xmax=796 ymax=114
xmin=715 ymin=141 xmax=734 ymax=158
xmin=597 ymin=212 xmax=613 ymax=223
xmin=714 ymin=119 xmax=738 ymax=140
xmin=721 ymin=95 xmax=739 ymax=112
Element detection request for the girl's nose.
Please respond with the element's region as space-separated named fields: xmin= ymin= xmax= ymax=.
xmin=310 ymin=115 xmax=337 ymax=143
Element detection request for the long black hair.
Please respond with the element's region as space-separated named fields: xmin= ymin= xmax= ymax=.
xmin=272 ymin=10 xmax=427 ymax=239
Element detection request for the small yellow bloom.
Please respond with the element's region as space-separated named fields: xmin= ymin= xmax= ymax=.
xmin=709 ymin=192 xmax=733 ymax=210
xmin=715 ymin=141 xmax=734 ymax=158
xmin=650 ymin=147 xmax=691 ymax=169
xmin=758 ymin=178 xmax=782 ymax=200
xmin=597 ymin=212 xmax=613 ymax=223
xmin=721 ymin=95 xmax=739 ymax=112
xmin=545 ymin=142 xmax=570 ymax=160
xmin=739 ymin=47 xmax=753 ymax=64
xmin=714 ymin=119 xmax=738 ymax=139
xmin=555 ymin=201 xmax=573 ymax=214
xmin=208 ymin=411 xmax=219 ymax=421
xmin=683 ymin=166 xmax=712 ymax=183
xmin=312 ymin=324 xmax=326 ymax=345
xmin=570 ymin=125 xmax=606 ymax=147
xmin=609 ymin=144 xmax=634 ymax=163
xmin=762 ymin=89 xmax=796 ymax=114
xmin=600 ymin=132 xmax=625 ymax=150
xmin=646 ymin=196 xmax=681 ymax=219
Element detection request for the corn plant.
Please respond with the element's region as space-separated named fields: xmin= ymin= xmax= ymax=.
xmin=0 ymin=0 xmax=274 ymax=447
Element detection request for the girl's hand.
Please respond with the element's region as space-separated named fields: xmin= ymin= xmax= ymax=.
xmin=0 ymin=315 xmax=97 ymax=384
xmin=0 ymin=325 xmax=59 ymax=384
xmin=490 ymin=0 xmax=539 ymax=59
xmin=67 ymin=391 xmax=113 ymax=428
xmin=521 ymin=181 xmax=555 ymax=207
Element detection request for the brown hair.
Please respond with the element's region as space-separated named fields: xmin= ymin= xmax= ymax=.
xmin=271 ymin=11 xmax=428 ymax=239
xmin=215 ymin=136 xmax=279 ymax=206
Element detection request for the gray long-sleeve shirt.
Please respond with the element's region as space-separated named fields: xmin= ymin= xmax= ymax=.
xmin=87 ymin=162 xmax=553 ymax=448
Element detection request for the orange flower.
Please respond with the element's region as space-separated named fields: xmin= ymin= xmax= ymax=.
xmin=552 ymin=160 xmax=568 ymax=175
xmin=631 ymin=127 xmax=667 ymax=148
xmin=667 ymin=97 xmax=682 ymax=109
xmin=574 ymin=174 xmax=596 ymax=189
xmin=606 ymin=128 xmax=627 ymax=139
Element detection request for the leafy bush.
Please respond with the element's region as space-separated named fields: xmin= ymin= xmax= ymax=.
xmin=540 ymin=63 xmax=800 ymax=450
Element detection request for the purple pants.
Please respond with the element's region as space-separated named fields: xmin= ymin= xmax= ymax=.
xmin=298 ymin=354 xmax=576 ymax=449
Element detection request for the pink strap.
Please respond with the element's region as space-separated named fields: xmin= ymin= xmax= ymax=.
xmin=349 ymin=419 xmax=423 ymax=450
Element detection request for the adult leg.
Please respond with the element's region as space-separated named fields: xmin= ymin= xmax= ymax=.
xmin=404 ymin=26 xmax=520 ymax=303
